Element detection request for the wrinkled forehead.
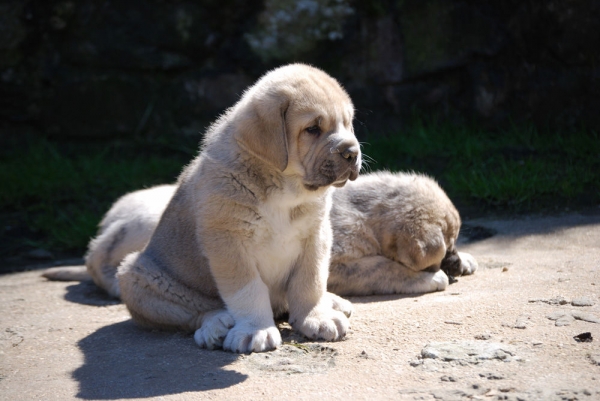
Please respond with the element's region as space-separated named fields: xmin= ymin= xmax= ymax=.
xmin=291 ymin=102 xmax=354 ymax=131
xmin=288 ymin=81 xmax=354 ymax=127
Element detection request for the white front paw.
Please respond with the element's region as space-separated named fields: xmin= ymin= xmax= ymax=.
xmin=194 ymin=310 xmax=235 ymax=350
xmin=292 ymin=307 xmax=349 ymax=342
xmin=222 ymin=321 xmax=281 ymax=353
xmin=458 ymin=252 xmax=478 ymax=275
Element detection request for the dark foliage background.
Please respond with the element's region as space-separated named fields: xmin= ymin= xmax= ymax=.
xmin=1 ymin=0 xmax=599 ymax=266
xmin=2 ymin=0 xmax=599 ymax=140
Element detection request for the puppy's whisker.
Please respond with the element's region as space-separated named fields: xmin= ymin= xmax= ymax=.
xmin=359 ymin=162 xmax=371 ymax=174
xmin=359 ymin=153 xmax=378 ymax=174
xmin=361 ymin=153 xmax=377 ymax=163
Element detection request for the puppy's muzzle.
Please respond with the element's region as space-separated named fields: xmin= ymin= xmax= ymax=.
xmin=304 ymin=133 xmax=362 ymax=191
xmin=332 ymin=139 xmax=361 ymax=183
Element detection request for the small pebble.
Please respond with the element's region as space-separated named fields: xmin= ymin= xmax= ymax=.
xmin=573 ymin=332 xmax=593 ymax=343
xmin=514 ymin=315 xmax=529 ymax=329
xmin=475 ymin=334 xmax=491 ymax=340
xmin=480 ymin=372 xmax=505 ymax=380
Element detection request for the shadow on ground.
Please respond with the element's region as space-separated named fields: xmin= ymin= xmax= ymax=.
xmin=458 ymin=212 xmax=600 ymax=244
xmin=73 ymin=320 xmax=246 ymax=399
xmin=348 ymin=291 xmax=437 ymax=305
xmin=65 ymin=280 xmax=121 ymax=306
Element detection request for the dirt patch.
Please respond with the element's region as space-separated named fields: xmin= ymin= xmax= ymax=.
xmin=243 ymin=343 xmax=338 ymax=375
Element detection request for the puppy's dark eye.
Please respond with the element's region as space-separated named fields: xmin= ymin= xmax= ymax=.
xmin=306 ymin=125 xmax=321 ymax=135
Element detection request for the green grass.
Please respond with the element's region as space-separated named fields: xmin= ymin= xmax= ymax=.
xmin=361 ymin=120 xmax=600 ymax=212
xmin=0 ymin=138 xmax=193 ymax=256
xmin=1 ymin=120 xmax=599 ymax=258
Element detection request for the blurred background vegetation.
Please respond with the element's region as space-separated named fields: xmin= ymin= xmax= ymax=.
xmin=1 ymin=0 xmax=599 ymax=267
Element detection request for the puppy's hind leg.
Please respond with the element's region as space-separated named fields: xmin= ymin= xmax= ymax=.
xmin=117 ymin=252 xmax=225 ymax=334
xmin=194 ymin=309 xmax=235 ymax=350
xmin=328 ymin=255 xmax=449 ymax=297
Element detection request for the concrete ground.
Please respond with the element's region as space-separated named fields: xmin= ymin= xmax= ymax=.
xmin=1 ymin=212 xmax=599 ymax=401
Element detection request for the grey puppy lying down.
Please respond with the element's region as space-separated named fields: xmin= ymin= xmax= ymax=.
xmin=45 ymin=171 xmax=477 ymax=299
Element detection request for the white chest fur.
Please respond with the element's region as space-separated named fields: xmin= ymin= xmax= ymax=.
xmin=252 ymin=186 xmax=327 ymax=289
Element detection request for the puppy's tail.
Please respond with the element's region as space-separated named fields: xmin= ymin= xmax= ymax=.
xmin=42 ymin=265 xmax=91 ymax=281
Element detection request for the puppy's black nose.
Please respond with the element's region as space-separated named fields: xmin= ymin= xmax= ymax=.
xmin=340 ymin=145 xmax=359 ymax=161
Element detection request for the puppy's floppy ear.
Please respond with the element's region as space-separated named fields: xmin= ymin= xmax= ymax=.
xmin=235 ymin=92 xmax=290 ymax=172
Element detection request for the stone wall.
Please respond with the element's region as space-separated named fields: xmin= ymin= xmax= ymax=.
xmin=1 ymin=0 xmax=598 ymax=139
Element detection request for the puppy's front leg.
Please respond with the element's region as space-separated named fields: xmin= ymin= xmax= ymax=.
xmin=287 ymin=225 xmax=350 ymax=342
xmin=221 ymin=276 xmax=281 ymax=353
xmin=205 ymin=238 xmax=281 ymax=353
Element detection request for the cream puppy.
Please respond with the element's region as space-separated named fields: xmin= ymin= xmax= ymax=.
xmin=108 ymin=64 xmax=359 ymax=353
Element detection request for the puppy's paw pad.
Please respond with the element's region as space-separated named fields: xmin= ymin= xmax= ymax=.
xmin=223 ymin=323 xmax=281 ymax=354
xmin=327 ymin=292 xmax=354 ymax=318
xmin=294 ymin=308 xmax=349 ymax=342
xmin=194 ymin=310 xmax=234 ymax=350
xmin=458 ymin=252 xmax=478 ymax=275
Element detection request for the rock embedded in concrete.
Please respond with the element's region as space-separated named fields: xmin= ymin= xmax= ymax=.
xmin=420 ymin=341 xmax=515 ymax=364
xmin=546 ymin=310 xmax=600 ymax=326
xmin=572 ymin=311 xmax=600 ymax=324
xmin=571 ymin=297 xmax=595 ymax=307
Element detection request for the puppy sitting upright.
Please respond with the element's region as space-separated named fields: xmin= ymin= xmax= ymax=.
xmin=116 ymin=64 xmax=361 ymax=353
